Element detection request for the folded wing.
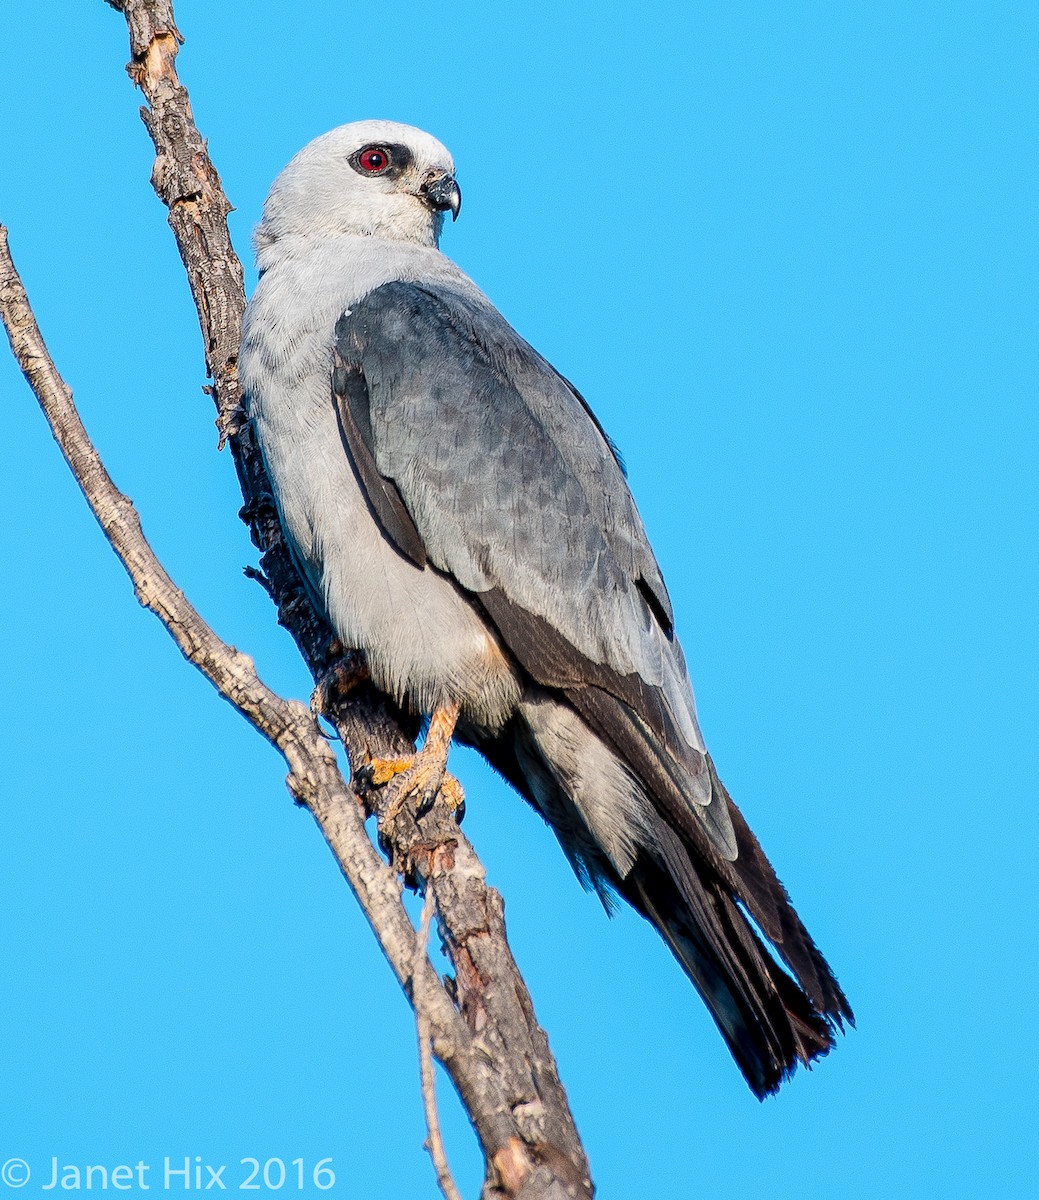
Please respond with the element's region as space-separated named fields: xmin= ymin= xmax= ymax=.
xmin=333 ymin=280 xmax=852 ymax=1095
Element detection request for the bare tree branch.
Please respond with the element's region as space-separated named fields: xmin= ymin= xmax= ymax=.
xmin=416 ymin=888 xmax=464 ymax=1200
xmin=0 ymin=2 xmax=597 ymax=1196
xmin=1 ymin=218 xmax=480 ymax=1171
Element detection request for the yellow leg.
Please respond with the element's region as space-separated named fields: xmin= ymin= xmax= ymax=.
xmin=363 ymin=702 xmax=464 ymax=816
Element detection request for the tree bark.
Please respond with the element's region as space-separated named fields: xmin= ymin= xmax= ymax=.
xmin=0 ymin=3 xmax=595 ymax=1197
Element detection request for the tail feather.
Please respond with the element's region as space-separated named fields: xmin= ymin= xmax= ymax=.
xmin=460 ymin=695 xmax=852 ymax=1098
xmin=706 ymin=757 xmax=854 ymax=1028
xmin=623 ymin=826 xmax=838 ymax=1098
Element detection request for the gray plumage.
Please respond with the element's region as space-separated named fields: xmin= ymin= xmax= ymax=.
xmin=241 ymin=120 xmax=852 ymax=1097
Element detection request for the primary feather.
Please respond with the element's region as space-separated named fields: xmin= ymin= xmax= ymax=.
xmin=240 ymin=120 xmax=852 ymax=1097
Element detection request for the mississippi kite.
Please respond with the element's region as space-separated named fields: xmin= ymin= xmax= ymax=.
xmin=240 ymin=121 xmax=852 ymax=1097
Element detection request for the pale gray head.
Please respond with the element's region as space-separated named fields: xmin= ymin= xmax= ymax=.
xmin=256 ymin=120 xmax=460 ymax=250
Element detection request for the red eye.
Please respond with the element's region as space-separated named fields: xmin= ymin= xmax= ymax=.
xmin=358 ymin=146 xmax=390 ymax=173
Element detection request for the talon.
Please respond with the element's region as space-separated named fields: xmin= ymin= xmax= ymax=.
xmin=441 ymin=773 xmax=466 ymax=815
xmin=310 ymin=654 xmax=370 ymax=716
xmin=415 ymin=771 xmax=465 ymax=821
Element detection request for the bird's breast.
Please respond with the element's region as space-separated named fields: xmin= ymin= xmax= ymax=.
xmin=240 ymin=260 xmax=520 ymax=730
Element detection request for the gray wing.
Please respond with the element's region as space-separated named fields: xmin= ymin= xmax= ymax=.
xmin=334 ymin=280 xmax=736 ymax=853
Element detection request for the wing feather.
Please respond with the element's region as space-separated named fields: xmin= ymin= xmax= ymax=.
xmin=336 ymin=284 xmax=672 ymax=676
xmin=331 ymin=357 xmax=428 ymax=569
xmin=334 ymin=280 xmax=736 ymax=857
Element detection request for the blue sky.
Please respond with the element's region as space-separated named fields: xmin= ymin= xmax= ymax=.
xmin=1 ymin=2 xmax=1035 ymax=1196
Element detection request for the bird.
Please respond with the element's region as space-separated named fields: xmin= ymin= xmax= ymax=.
xmin=239 ymin=120 xmax=852 ymax=1098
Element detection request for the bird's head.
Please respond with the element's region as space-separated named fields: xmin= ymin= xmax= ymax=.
xmin=256 ymin=120 xmax=460 ymax=250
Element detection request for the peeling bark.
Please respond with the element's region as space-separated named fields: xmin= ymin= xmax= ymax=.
xmin=0 ymin=4 xmax=597 ymax=1197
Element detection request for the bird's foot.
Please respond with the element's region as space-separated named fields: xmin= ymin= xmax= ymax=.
xmin=368 ymin=759 xmax=466 ymax=824
xmin=430 ymin=772 xmax=465 ymax=818
xmin=360 ymin=702 xmax=464 ymax=823
xmin=310 ymin=650 xmax=369 ymax=717
xmin=366 ymin=756 xmax=415 ymax=786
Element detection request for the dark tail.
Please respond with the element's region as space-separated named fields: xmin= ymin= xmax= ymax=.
xmin=621 ymin=757 xmax=853 ymax=1098
xmin=464 ymin=708 xmax=853 ymax=1099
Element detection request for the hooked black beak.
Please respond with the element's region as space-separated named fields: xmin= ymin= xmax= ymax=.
xmin=421 ymin=172 xmax=462 ymax=221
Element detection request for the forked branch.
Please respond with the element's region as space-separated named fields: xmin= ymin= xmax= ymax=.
xmin=0 ymin=3 xmax=595 ymax=1197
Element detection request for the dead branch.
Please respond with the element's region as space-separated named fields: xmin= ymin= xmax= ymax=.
xmin=416 ymin=888 xmax=464 ymax=1200
xmin=0 ymin=3 xmax=596 ymax=1196
xmin=1 ymin=218 xmax=488 ymax=1176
